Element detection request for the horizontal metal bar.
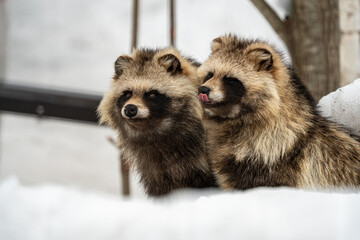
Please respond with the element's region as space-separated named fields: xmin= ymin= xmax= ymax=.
xmin=0 ymin=82 xmax=103 ymax=123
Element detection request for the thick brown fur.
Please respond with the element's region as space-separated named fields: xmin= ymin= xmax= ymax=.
xmin=98 ymin=48 xmax=216 ymax=196
xmin=198 ymin=34 xmax=360 ymax=190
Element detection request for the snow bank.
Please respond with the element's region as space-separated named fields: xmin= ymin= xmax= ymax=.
xmin=318 ymin=79 xmax=360 ymax=135
xmin=0 ymin=177 xmax=359 ymax=240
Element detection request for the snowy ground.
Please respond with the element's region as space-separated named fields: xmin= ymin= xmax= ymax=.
xmin=318 ymin=79 xmax=360 ymax=136
xmin=1 ymin=177 xmax=360 ymax=240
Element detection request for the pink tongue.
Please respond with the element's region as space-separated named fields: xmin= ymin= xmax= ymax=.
xmin=198 ymin=93 xmax=209 ymax=103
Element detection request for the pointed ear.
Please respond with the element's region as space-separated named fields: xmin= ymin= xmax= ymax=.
xmin=246 ymin=48 xmax=273 ymax=72
xmin=158 ymin=54 xmax=182 ymax=75
xmin=211 ymin=37 xmax=224 ymax=53
xmin=114 ymin=55 xmax=133 ymax=76
xmin=211 ymin=35 xmax=234 ymax=53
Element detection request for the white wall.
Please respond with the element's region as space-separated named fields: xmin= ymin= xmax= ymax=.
xmin=339 ymin=0 xmax=360 ymax=86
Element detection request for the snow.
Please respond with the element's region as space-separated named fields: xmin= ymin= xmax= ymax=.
xmin=0 ymin=177 xmax=359 ymax=240
xmin=318 ymin=79 xmax=360 ymax=135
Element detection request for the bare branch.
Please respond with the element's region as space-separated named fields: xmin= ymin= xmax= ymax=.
xmin=250 ymin=0 xmax=288 ymax=44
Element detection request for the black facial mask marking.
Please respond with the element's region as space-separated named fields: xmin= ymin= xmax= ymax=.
xmin=222 ymin=76 xmax=246 ymax=104
xmin=203 ymin=72 xmax=214 ymax=83
xmin=117 ymin=90 xmax=132 ymax=109
xmin=143 ymin=90 xmax=171 ymax=119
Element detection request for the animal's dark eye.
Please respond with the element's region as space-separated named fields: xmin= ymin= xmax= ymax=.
xmin=223 ymin=76 xmax=239 ymax=83
xmin=123 ymin=90 xmax=132 ymax=99
xmin=145 ymin=90 xmax=160 ymax=99
xmin=117 ymin=90 xmax=132 ymax=109
xmin=204 ymin=72 xmax=214 ymax=83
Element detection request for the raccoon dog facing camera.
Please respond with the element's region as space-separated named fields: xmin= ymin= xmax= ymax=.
xmin=198 ymin=34 xmax=360 ymax=190
xmin=98 ymin=48 xmax=216 ymax=196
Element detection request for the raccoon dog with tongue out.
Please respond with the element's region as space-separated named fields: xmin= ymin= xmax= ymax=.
xmin=198 ymin=35 xmax=360 ymax=190
xmin=97 ymin=48 xmax=216 ymax=196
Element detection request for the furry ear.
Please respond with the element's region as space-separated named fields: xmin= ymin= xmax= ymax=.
xmin=211 ymin=37 xmax=224 ymax=53
xmin=114 ymin=55 xmax=133 ymax=76
xmin=246 ymin=48 xmax=273 ymax=71
xmin=211 ymin=35 xmax=235 ymax=53
xmin=158 ymin=54 xmax=182 ymax=75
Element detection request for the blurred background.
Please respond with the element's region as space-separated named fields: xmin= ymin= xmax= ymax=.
xmin=0 ymin=0 xmax=359 ymax=198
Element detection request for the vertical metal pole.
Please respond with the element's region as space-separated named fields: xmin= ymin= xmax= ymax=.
xmin=120 ymin=0 xmax=139 ymax=197
xmin=131 ymin=0 xmax=139 ymax=50
xmin=169 ymin=0 xmax=175 ymax=46
xmin=120 ymin=158 xmax=130 ymax=196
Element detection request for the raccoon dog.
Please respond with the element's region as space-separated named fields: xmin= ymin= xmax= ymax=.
xmin=198 ymin=34 xmax=360 ymax=190
xmin=98 ymin=48 xmax=216 ymax=196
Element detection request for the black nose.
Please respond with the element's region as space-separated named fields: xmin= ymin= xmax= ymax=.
xmin=124 ymin=104 xmax=138 ymax=118
xmin=198 ymin=86 xmax=210 ymax=95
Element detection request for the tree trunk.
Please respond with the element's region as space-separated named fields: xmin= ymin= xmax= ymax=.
xmin=251 ymin=0 xmax=340 ymax=102
xmin=286 ymin=0 xmax=340 ymax=101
